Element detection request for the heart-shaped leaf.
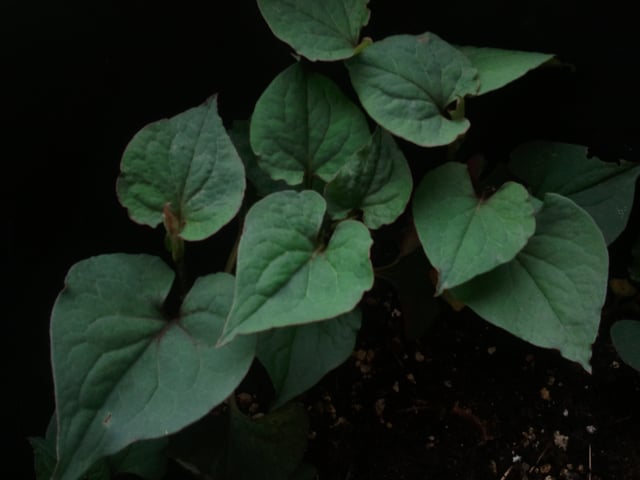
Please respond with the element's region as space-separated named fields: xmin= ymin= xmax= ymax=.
xmin=251 ymin=63 xmax=370 ymax=186
xmin=451 ymin=194 xmax=608 ymax=371
xmin=509 ymin=141 xmax=640 ymax=244
xmin=458 ymin=46 xmax=553 ymax=95
xmin=257 ymin=0 xmax=371 ymax=61
xmin=611 ymin=320 xmax=640 ymax=372
xmin=117 ymin=97 xmax=246 ymax=241
xmin=221 ymin=190 xmax=373 ymax=344
xmin=257 ymin=309 xmax=361 ymax=409
xmin=51 ymin=255 xmax=255 ymax=480
xmin=324 ymin=129 xmax=412 ymax=229
xmin=413 ymin=162 xmax=535 ymax=294
xmin=346 ymin=32 xmax=479 ymax=147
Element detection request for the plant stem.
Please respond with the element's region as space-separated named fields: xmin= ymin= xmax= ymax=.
xmin=170 ymin=235 xmax=188 ymax=300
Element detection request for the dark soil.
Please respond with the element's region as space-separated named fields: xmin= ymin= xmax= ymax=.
xmin=301 ymin=287 xmax=640 ymax=480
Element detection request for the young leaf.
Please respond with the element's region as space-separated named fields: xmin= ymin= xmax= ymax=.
xmin=228 ymin=120 xmax=289 ymax=197
xmin=610 ymin=320 xmax=640 ymax=372
xmin=117 ymin=97 xmax=246 ymax=241
xmin=51 ymin=255 xmax=255 ymax=480
xmin=324 ymin=129 xmax=413 ymax=229
xmin=509 ymin=141 xmax=640 ymax=244
xmin=257 ymin=0 xmax=371 ymax=61
xmin=451 ymin=194 xmax=608 ymax=372
xmin=257 ymin=309 xmax=362 ymax=409
xmin=413 ymin=162 xmax=535 ymax=294
xmin=346 ymin=32 xmax=479 ymax=147
xmin=221 ymin=190 xmax=373 ymax=344
xmin=251 ymin=63 xmax=370 ymax=186
xmin=458 ymin=46 xmax=553 ymax=95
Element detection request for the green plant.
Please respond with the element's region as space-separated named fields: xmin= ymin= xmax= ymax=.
xmin=32 ymin=1 xmax=640 ymax=479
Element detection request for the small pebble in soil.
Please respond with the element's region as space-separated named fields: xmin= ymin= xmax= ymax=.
xmin=540 ymin=387 xmax=551 ymax=401
xmin=553 ymin=430 xmax=569 ymax=450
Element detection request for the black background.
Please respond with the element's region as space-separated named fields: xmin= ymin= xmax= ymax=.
xmin=5 ymin=0 xmax=639 ymax=476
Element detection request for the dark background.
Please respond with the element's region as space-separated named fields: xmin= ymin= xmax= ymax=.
xmin=5 ymin=0 xmax=639 ymax=476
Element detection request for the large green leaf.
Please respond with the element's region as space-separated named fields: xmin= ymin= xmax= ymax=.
xmin=220 ymin=190 xmax=373 ymax=344
xmin=509 ymin=141 xmax=640 ymax=244
xmin=346 ymin=32 xmax=479 ymax=147
xmin=251 ymin=63 xmax=370 ymax=186
xmin=611 ymin=320 xmax=640 ymax=372
xmin=458 ymin=46 xmax=553 ymax=95
xmin=257 ymin=0 xmax=371 ymax=61
xmin=451 ymin=194 xmax=608 ymax=371
xmin=117 ymin=97 xmax=246 ymax=241
xmin=51 ymin=255 xmax=255 ymax=480
xmin=413 ymin=162 xmax=535 ymax=295
xmin=324 ymin=129 xmax=412 ymax=229
xmin=257 ymin=309 xmax=361 ymax=409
